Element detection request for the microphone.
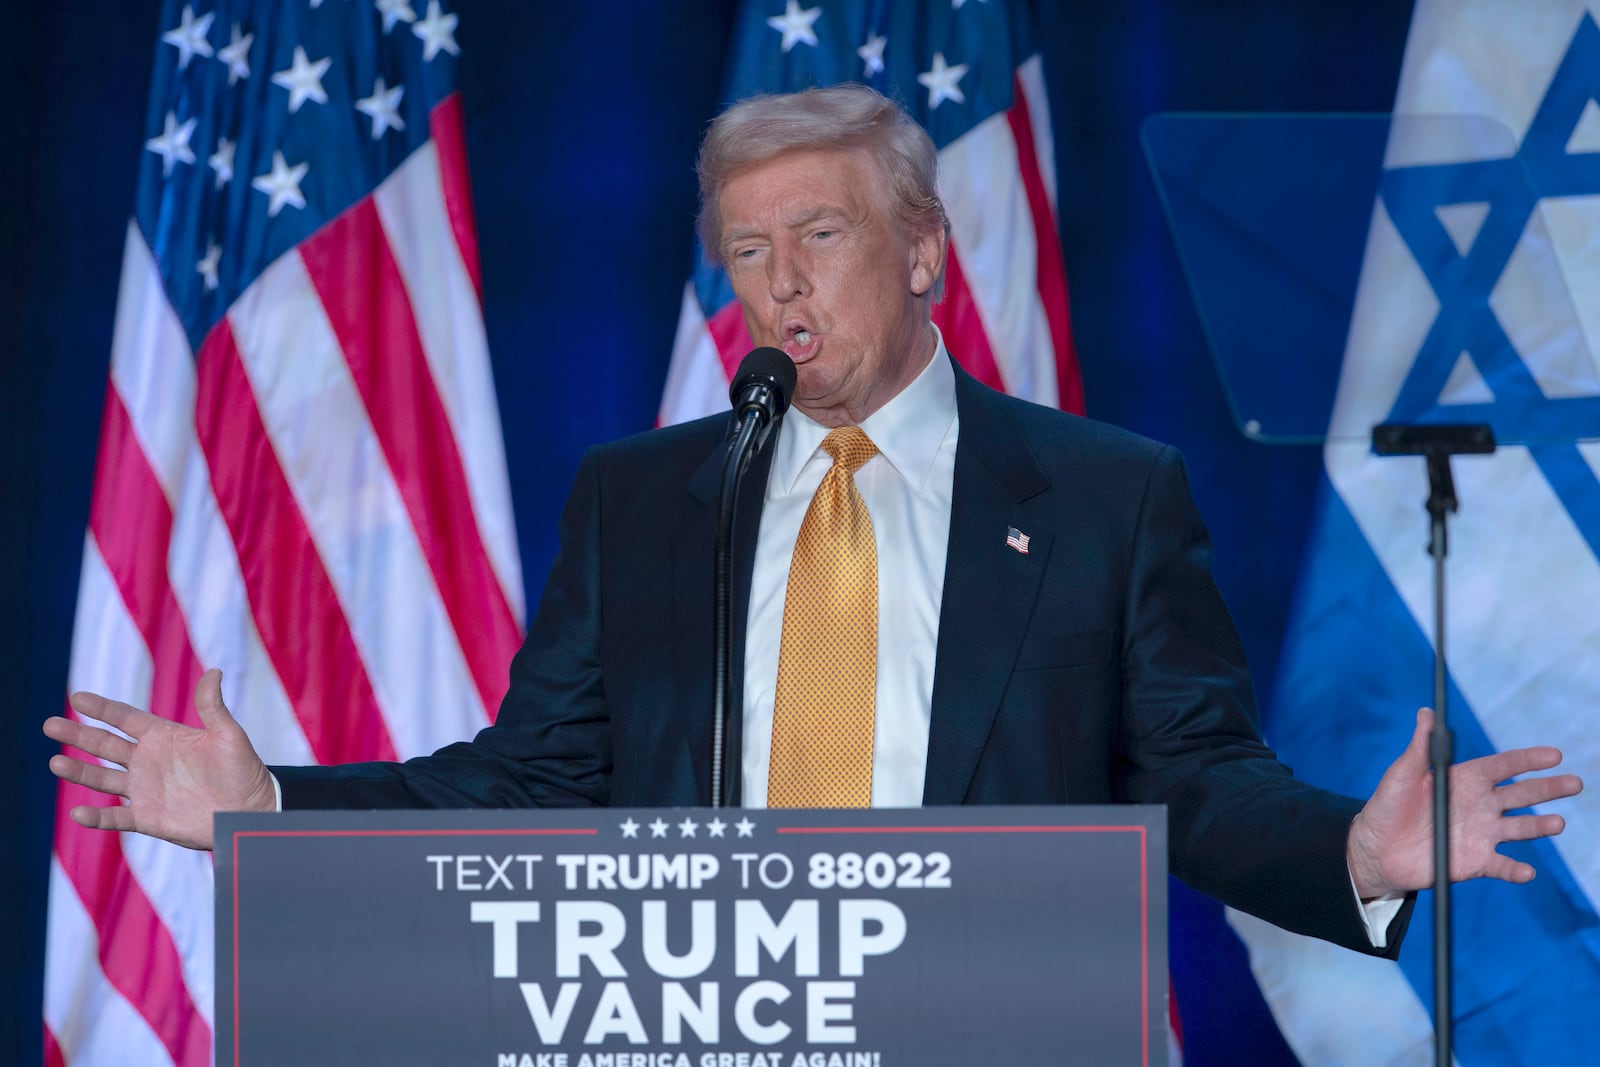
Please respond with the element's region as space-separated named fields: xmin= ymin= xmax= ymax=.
xmin=727 ymin=346 xmax=797 ymax=461
xmin=711 ymin=347 xmax=797 ymax=809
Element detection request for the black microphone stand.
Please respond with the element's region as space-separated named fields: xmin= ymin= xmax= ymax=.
xmin=1370 ymin=421 xmax=1496 ymax=1067
xmin=710 ymin=350 xmax=794 ymax=809
xmin=711 ymin=412 xmax=764 ymax=809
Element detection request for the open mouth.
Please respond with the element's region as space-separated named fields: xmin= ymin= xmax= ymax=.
xmin=781 ymin=326 xmax=818 ymax=361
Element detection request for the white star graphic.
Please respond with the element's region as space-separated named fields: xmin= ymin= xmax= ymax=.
xmin=677 ymin=817 xmax=699 ymax=838
xmin=413 ymin=1 xmax=460 ymax=62
xmin=917 ymin=51 xmax=968 ymax=109
xmin=217 ymin=24 xmax=253 ymax=85
xmin=767 ymin=0 xmax=821 ymax=53
xmin=196 ymin=241 xmax=222 ymax=291
xmin=271 ymin=46 xmax=332 ymax=113
xmin=619 ymin=818 xmax=640 ymax=839
xmin=649 ymin=818 xmax=669 ymax=838
xmin=145 ymin=111 xmax=197 ymax=176
xmin=706 ymin=818 xmax=727 ymax=838
xmin=356 ymin=77 xmax=406 ymax=139
xmin=857 ymin=33 xmax=886 ymax=77
xmin=161 ymin=5 xmax=214 ymax=70
xmin=208 ymin=137 xmax=235 ymax=188
xmin=251 ymin=151 xmax=309 ymax=216
xmin=375 ymin=0 xmax=417 ymax=34
xmin=735 ymin=818 xmax=756 ymax=838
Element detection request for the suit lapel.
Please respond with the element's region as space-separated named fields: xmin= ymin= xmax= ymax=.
xmin=675 ymin=419 xmax=778 ymax=805
xmin=923 ymin=366 xmax=1053 ymax=805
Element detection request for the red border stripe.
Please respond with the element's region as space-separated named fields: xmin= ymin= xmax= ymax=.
xmin=237 ymin=827 xmax=598 ymax=839
xmin=776 ymin=823 xmax=1145 ymax=833
xmin=194 ymin=319 xmax=399 ymax=764
xmin=1007 ymin=73 xmax=1084 ymax=416
xmin=1142 ymin=824 xmax=1150 ymax=1066
xmin=299 ymin=197 xmax=522 ymax=720
xmin=429 ymin=94 xmax=482 ymax=302
xmin=932 ymin=239 xmax=1006 ymax=391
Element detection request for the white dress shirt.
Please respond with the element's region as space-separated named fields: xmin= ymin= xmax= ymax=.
xmin=740 ymin=336 xmax=958 ymax=808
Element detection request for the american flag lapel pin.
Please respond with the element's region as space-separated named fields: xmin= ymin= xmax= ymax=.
xmin=1005 ymin=526 xmax=1031 ymax=555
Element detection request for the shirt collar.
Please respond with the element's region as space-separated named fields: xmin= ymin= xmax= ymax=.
xmin=770 ymin=326 xmax=958 ymax=497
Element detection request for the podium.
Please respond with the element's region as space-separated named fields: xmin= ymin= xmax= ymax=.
xmin=216 ymin=805 xmax=1166 ymax=1066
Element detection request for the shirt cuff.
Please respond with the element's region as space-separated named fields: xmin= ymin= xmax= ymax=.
xmin=1349 ymin=867 xmax=1405 ymax=949
xmin=270 ymin=771 xmax=283 ymax=813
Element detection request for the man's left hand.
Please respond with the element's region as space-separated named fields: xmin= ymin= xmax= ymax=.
xmin=1347 ymin=707 xmax=1583 ymax=900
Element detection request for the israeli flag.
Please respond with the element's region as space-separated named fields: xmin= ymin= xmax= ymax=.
xmin=1233 ymin=3 xmax=1600 ymax=1063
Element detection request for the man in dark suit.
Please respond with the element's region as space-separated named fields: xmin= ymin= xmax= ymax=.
xmin=46 ymin=84 xmax=1580 ymax=958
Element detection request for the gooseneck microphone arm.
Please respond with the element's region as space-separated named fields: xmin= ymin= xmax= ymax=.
xmin=710 ymin=348 xmax=796 ymax=809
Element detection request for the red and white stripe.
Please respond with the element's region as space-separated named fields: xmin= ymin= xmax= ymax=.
xmin=44 ymin=95 xmax=524 ymax=1067
xmin=659 ymin=55 xmax=1082 ymax=425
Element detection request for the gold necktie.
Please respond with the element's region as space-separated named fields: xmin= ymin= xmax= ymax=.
xmin=767 ymin=426 xmax=879 ymax=808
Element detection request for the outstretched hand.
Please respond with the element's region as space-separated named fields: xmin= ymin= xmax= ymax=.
xmin=43 ymin=669 xmax=276 ymax=851
xmin=1347 ymin=707 xmax=1583 ymax=900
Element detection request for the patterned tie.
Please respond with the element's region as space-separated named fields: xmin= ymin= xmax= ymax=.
xmin=767 ymin=426 xmax=879 ymax=808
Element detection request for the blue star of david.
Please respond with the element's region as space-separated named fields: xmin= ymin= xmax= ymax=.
xmin=1381 ymin=13 xmax=1600 ymax=552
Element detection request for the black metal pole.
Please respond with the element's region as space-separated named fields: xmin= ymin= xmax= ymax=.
xmin=710 ymin=414 xmax=762 ymax=810
xmin=711 ymin=349 xmax=795 ymax=810
xmin=1371 ymin=422 xmax=1494 ymax=1067
xmin=1424 ymin=451 xmax=1455 ymax=1067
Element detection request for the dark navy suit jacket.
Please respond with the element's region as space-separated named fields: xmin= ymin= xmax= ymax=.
xmin=276 ymin=358 xmax=1411 ymax=955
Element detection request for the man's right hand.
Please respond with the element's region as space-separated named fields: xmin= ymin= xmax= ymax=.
xmin=43 ymin=668 xmax=277 ymax=851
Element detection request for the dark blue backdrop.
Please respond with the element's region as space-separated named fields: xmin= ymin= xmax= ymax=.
xmin=0 ymin=3 xmax=1413 ymax=1064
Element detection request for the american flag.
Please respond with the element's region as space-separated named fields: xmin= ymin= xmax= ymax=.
xmin=43 ymin=2 xmax=524 ymax=1064
xmin=660 ymin=0 xmax=1083 ymax=425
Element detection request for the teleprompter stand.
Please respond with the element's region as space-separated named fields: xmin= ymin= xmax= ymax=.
xmin=1370 ymin=421 xmax=1496 ymax=1067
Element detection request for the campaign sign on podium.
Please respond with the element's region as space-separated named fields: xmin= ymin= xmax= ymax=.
xmin=216 ymin=805 xmax=1166 ymax=1067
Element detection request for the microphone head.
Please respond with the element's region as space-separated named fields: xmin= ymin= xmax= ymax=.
xmin=729 ymin=346 xmax=797 ymax=416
